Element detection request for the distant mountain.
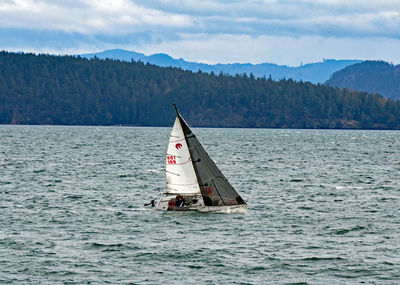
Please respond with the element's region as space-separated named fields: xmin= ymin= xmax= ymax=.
xmin=326 ymin=61 xmax=400 ymax=100
xmin=80 ymin=49 xmax=361 ymax=84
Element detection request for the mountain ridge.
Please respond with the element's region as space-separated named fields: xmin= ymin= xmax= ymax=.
xmin=80 ymin=49 xmax=361 ymax=84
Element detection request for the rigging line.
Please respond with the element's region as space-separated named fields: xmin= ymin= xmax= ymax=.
xmin=202 ymin=175 xmax=225 ymax=183
xmin=169 ymin=138 xmax=185 ymax=143
xmin=210 ymin=178 xmax=226 ymax=205
xmin=166 ymin=153 xmax=182 ymax=158
xmin=168 ymin=182 xmax=198 ymax=186
xmin=166 ymin=186 xmax=198 ymax=193
xmin=166 ymin=187 xmax=181 ymax=192
xmin=165 ymin=170 xmax=180 ymax=176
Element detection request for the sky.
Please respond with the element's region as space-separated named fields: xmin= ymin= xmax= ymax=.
xmin=1 ymin=0 xmax=400 ymax=66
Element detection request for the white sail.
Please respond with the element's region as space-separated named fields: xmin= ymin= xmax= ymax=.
xmin=165 ymin=117 xmax=200 ymax=194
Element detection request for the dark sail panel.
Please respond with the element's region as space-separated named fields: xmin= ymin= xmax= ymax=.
xmin=178 ymin=115 xmax=246 ymax=206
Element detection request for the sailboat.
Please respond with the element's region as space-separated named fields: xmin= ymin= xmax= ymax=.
xmin=155 ymin=105 xmax=248 ymax=213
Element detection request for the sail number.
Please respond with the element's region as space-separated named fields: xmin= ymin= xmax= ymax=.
xmin=167 ymin=155 xmax=177 ymax=164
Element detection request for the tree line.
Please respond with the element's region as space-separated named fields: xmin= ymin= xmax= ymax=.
xmin=1 ymin=51 xmax=400 ymax=129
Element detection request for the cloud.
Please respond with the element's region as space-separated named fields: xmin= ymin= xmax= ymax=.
xmin=0 ymin=0 xmax=192 ymax=34
xmin=1 ymin=0 xmax=400 ymax=64
xmin=2 ymin=0 xmax=400 ymax=37
xmin=138 ymin=33 xmax=400 ymax=66
xmin=131 ymin=0 xmax=400 ymax=38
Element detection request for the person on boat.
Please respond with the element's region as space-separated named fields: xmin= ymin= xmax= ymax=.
xmin=175 ymin=194 xmax=185 ymax=207
xmin=144 ymin=200 xmax=155 ymax=207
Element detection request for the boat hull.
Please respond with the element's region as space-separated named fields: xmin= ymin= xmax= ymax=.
xmin=197 ymin=204 xmax=248 ymax=214
xmin=155 ymin=193 xmax=204 ymax=211
xmin=155 ymin=194 xmax=247 ymax=213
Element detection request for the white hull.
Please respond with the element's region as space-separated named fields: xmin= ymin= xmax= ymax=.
xmin=155 ymin=194 xmax=247 ymax=213
xmin=197 ymin=204 xmax=248 ymax=214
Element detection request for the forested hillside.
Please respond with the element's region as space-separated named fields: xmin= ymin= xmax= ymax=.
xmin=1 ymin=52 xmax=400 ymax=129
xmin=326 ymin=61 xmax=400 ymax=100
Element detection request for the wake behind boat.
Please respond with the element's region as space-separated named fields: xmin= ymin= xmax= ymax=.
xmin=155 ymin=105 xmax=247 ymax=213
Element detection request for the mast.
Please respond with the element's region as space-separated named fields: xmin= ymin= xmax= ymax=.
xmin=173 ymin=103 xmax=179 ymax=115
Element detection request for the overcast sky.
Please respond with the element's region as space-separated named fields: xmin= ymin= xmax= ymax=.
xmin=1 ymin=0 xmax=400 ymax=66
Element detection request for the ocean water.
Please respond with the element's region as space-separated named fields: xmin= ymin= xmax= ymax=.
xmin=0 ymin=125 xmax=399 ymax=284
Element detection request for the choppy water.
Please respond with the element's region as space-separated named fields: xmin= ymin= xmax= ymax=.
xmin=0 ymin=125 xmax=399 ymax=284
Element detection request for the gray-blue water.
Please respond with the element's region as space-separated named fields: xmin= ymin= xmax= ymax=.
xmin=1 ymin=125 xmax=399 ymax=284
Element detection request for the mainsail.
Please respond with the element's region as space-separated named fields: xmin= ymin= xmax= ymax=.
xmin=174 ymin=106 xmax=246 ymax=206
xmin=165 ymin=117 xmax=200 ymax=194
